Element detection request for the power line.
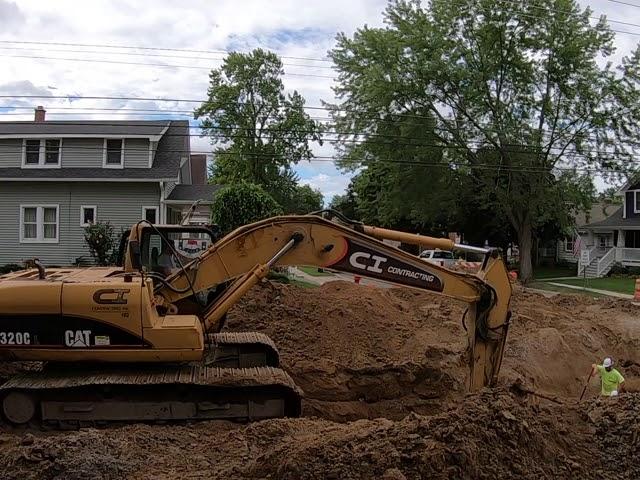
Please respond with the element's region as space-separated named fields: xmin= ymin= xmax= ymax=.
xmin=494 ymin=0 xmax=640 ymax=30
xmin=0 ymin=54 xmax=335 ymax=79
xmin=0 ymin=40 xmax=333 ymax=63
xmin=0 ymin=149 xmax=630 ymax=175
xmin=0 ymin=140 xmax=634 ymax=170
xmin=0 ymin=95 xmax=626 ymax=131
xmin=1 ymin=115 xmax=634 ymax=154
xmin=0 ymin=45 xmax=335 ymax=70
xmin=607 ymin=0 xmax=640 ymax=8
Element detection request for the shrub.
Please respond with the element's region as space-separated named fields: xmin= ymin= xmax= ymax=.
xmin=211 ymin=183 xmax=283 ymax=234
xmin=83 ymin=221 xmax=116 ymax=266
xmin=0 ymin=264 xmax=23 ymax=274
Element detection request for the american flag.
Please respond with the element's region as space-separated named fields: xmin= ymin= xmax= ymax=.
xmin=572 ymin=230 xmax=582 ymax=257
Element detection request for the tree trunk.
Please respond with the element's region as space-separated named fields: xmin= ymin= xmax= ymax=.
xmin=518 ymin=222 xmax=533 ymax=282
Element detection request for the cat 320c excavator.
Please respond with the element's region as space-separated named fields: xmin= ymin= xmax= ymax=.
xmin=0 ymin=211 xmax=512 ymax=426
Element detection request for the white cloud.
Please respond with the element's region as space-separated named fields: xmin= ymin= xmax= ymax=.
xmin=0 ymin=0 xmax=636 ymax=199
xmin=299 ymin=170 xmax=351 ymax=204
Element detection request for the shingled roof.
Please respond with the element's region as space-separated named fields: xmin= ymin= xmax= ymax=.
xmin=166 ymin=184 xmax=221 ymax=203
xmin=0 ymin=120 xmax=188 ymax=181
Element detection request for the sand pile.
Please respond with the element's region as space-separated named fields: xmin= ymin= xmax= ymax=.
xmin=1 ymin=281 xmax=640 ymax=479
xmin=3 ymin=391 xmax=637 ymax=479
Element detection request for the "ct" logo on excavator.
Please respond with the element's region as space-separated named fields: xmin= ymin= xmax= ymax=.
xmin=349 ymin=252 xmax=388 ymax=273
xmin=93 ymin=289 xmax=130 ymax=305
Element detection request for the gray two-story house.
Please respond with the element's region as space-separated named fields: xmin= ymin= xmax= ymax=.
xmin=0 ymin=107 xmax=218 ymax=266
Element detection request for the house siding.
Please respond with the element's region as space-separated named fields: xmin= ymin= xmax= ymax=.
xmin=124 ymin=138 xmax=150 ymax=168
xmin=0 ymin=138 xmax=151 ymax=169
xmin=557 ymin=240 xmax=578 ymax=264
xmin=0 ymin=182 xmax=159 ymax=266
xmin=626 ymin=192 xmax=636 ymax=218
xmin=0 ymin=139 xmax=23 ymax=167
xmin=61 ymin=139 xmax=104 ymax=168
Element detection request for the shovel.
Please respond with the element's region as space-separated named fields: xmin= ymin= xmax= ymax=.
xmin=579 ymin=367 xmax=595 ymax=401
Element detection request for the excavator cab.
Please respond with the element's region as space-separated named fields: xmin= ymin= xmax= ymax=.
xmin=116 ymin=224 xmax=221 ymax=272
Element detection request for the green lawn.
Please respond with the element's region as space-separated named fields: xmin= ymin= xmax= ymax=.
xmin=298 ymin=266 xmax=333 ymax=277
xmin=551 ymin=277 xmax=635 ymax=295
xmin=527 ymin=281 xmax=606 ymax=298
xmin=289 ymin=278 xmax=318 ymax=289
xmin=532 ymin=265 xmax=577 ymax=279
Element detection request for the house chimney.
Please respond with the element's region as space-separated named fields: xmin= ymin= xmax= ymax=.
xmin=34 ymin=106 xmax=46 ymax=122
xmin=189 ymin=154 xmax=207 ymax=185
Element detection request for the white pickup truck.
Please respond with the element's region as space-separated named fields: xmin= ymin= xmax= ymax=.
xmin=419 ymin=249 xmax=456 ymax=268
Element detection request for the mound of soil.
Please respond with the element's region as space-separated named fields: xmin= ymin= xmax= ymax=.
xmin=226 ymin=281 xmax=468 ymax=420
xmin=2 ymin=280 xmax=640 ymax=479
xmin=2 ymin=390 xmax=636 ymax=480
xmin=226 ymin=281 xmax=640 ymax=420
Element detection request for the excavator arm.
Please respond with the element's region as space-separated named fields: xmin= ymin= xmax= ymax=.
xmin=135 ymin=213 xmax=512 ymax=391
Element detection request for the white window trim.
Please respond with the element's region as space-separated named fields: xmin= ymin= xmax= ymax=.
xmin=564 ymin=237 xmax=574 ymax=253
xmin=80 ymin=205 xmax=98 ymax=227
xmin=634 ymin=190 xmax=640 ymax=214
xmin=142 ymin=206 xmax=159 ymax=224
xmin=19 ymin=204 xmax=60 ymax=244
xmin=103 ymin=138 xmax=125 ymax=169
xmin=21 ymin=139 xmax=62 ymax=169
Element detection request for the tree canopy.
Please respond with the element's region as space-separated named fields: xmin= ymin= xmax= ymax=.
xmin=329 ymin=0 xmax=627 ymax=280
xmin=210 ymin=183 xmax=283 ymax=234
xmin=195 ymin=49 xmax=324 ymax=212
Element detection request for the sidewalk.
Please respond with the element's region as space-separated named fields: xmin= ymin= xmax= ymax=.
xmin=288 ymin=267 xmax=391 ymax=288
xmin=546 ymin=282 xmax=633 ymax=299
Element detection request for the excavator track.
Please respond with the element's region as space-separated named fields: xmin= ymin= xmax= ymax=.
xmin=207 ymin=331 xmax=279 ymax=368
xmin=0 ymin=364 xmax=302 ymax=427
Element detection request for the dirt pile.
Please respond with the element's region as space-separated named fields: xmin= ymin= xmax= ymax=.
xmin=226 ymin=281 xmax=468 ymax=420
xmin=226 ymin=281 xmax=640 ymax=420
xmin=2 ymin=281 xmax=640 ymax=479
xmin=3 ymin=391 xmax=638 ymax=479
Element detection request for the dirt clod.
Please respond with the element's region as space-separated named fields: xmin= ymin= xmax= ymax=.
xmin=0 ymin=280 xmax=638 ymax=479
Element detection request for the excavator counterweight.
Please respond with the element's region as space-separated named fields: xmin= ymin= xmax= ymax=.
xmin=0 ymin=213 xmax=512 ymax=426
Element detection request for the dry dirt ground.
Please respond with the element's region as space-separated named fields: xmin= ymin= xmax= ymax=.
xmin=1 ymin=281 xmax=639 ymax=479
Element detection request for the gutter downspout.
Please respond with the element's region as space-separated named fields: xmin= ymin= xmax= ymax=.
xmin=159 ymin=181 xmax=166 ymax=224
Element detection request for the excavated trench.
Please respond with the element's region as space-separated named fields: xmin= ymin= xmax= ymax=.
xmin=1 ymin=281 xmax=640 ymax=479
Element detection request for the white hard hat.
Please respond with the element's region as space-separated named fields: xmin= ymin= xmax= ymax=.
xmin=603 ymin=357 xmax=613 ymax=368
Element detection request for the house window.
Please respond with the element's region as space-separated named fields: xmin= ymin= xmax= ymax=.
xmin=45 ymin=140 xmax=61 ymax=165
xmin=104 ymin=139 xmax=124 ymax=168
xmin=20 ymin=205 xmax=59 ymax=243
xmin=635 ymin=191 xmax=640 ymax=213
xmin=565 ymin=237 xmax=574 ymax=253
xmin=22 ymin=139 xmax=61 ymax=167
xmin=143 ymin=206 xmax=158 ymax=224
xmin=80 ymin=206 xmax=97 ymax=227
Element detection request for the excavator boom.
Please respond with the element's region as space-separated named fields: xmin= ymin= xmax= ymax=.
xmin=0 ymin=213 xmax=511 ymax=425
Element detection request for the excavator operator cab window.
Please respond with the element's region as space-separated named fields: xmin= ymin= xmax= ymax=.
xmin=138 ymin=228 xmax=216 ymax=276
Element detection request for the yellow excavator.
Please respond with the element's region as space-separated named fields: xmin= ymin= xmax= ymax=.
xmin=0 ymin=211 xmax=512 ymax=426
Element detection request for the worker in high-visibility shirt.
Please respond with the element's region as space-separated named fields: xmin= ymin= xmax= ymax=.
xmin=591 ymin=357 xmax=625 ymax=396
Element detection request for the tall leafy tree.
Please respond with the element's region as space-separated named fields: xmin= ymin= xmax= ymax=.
xmin=195 ymin=49 xmax=323 ymax=207
xmin=329 ymin=0 xmax=624 ymax=281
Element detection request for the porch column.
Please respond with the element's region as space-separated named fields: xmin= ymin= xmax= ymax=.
xmin=616 ymin=229 xmax=624 ymax=262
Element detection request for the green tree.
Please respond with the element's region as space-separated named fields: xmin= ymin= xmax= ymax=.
xmin=329 ymin=0 xmax=624 ymax=281
xmin=195 ymin=49 xmax=323 ymax=201
xmin=285 ymin=184 xmax=324 ymax=214
xmin=210 ymin=183 xmax=283 ymax=234
xmin=329 ymin=187 xmax=359 ymax=220
xmin=83 ymin=221 xmax=115 ymax=266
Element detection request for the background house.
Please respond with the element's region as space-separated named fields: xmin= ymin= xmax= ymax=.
xmin=573 ymin=181 xmax=640 ymax=277
xmin=0 ymin=107 xmax=218 ymax=266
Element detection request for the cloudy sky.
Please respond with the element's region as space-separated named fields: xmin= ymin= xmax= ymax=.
xmin=0 ymin=0 xmax=639 ymax=201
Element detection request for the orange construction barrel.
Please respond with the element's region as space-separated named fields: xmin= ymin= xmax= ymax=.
xmin=634 ymin=278 xmax=640 ymax=301
xmin=354 ymin=275 xmax=362 ymax=284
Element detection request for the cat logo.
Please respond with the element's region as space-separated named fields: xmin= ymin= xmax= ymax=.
xmin=65 ymin=330 xmax=91 ymax=347
xmin=93 ymin=289 xmax=130 ymax=305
